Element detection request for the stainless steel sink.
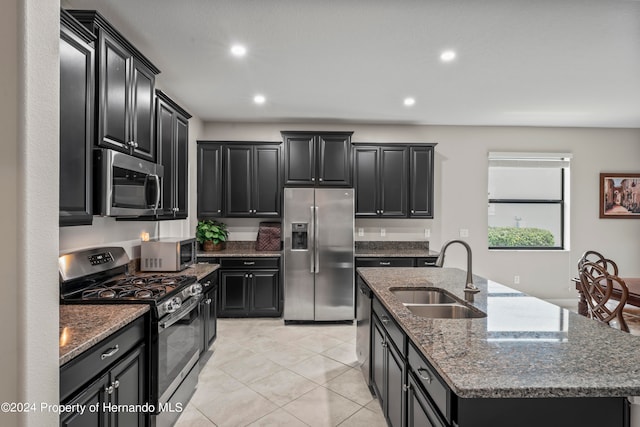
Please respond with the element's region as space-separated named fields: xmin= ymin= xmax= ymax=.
xmin=390 ymin=288 xmax=457 ymax=304
xmin=405 ymin=303 xmax=487 ymax=319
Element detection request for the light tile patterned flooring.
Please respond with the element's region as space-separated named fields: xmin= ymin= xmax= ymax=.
xmin=175 ymin=318 xmax=387 ymax=427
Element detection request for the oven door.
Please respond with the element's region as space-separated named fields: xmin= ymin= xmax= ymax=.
xmin=96 ymin=148 xmax=164 ymax=217
xmin=156 ymin=295 xmax=201 ymax=408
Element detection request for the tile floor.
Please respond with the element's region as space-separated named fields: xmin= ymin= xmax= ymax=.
xmin=175 ymin=318 xmax=387 ymax=427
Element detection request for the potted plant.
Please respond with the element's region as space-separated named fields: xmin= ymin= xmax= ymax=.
xmin=196 ymin=220 xmax=229 ymax=251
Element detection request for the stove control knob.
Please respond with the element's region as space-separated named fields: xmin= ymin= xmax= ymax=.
xmin=189 ymin=283 xmax=203 ymax=296
xmin=164 ymin=296 xmax=182 ymax=313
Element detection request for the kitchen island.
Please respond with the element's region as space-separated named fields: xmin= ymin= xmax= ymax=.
xmin=357 ymin=267 xmax=640 ymax=427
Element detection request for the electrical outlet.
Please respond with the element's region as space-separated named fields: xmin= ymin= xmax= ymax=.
xmin=459 ymin=228 xmax=469 ymax=238
xmin=358 ymin=228 xmax=364 ymax=237
xmin=424 ymin=228 xmax=430 ymax=238
xmin=514 ymin=275 xmax=520 ymax=284
xmin=380 ymin=228 xmax=386 ymax=237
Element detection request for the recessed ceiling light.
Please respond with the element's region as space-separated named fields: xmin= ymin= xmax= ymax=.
xmin=253 ymin=94 xmax=266 ymax=105
xmin=440 ymin=50 xmax=456 ymax=62
xmin=404 ymin=97 xmax=416 ymax=107
xmin=230 ymin=44 xmax=247 ymax=57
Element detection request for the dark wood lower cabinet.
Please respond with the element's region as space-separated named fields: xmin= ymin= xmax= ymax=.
xmin=60 ymin=343 xmax=147 ymax=427
xmin=364 ymin=282 xmax=630 ymax=427
xmin=406 ymin=372 xmax=446 ymax=427
xmin=218 ymin=258 xmax=281 ymax=317
xmin=60 ymin=315 xmax=148 ymax=427
xmin=371 ymin=314 xmax=404 ymax=427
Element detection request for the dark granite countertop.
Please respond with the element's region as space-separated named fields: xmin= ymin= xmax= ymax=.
xmin=59 ymin=263 xmax=219 ymax=366
xmin=197 ymin=241 xmax=282 ymax=258
xmin=59 ymin=305 xmax=149 ymax=366
xmin=357 ymin=267 xmax=640 ymax=399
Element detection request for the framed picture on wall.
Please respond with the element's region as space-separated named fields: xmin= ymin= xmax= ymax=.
xmin=599 ymin=173 xmax=640 ymax=218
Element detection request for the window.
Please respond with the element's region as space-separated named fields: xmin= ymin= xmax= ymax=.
xmin=488 ymin=152 xmax=571 ymax=250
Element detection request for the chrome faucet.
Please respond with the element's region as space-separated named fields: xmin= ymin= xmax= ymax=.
xmin=434 ymin=240 xmax=480 ymax=301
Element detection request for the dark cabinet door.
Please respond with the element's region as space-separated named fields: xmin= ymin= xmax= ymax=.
xmin=283 ymin=132 xmax=352 ymax=186
xmin=219 ymin=271 xmax=249 ymax=316
xmin=222 ymin=144 xmax=281 ymax=217
xmin=175 ymin=115 xmax=189 ymax=218
xmin=157 ymin=99 xmax=174 ymax=216
xmin=204 ymin=288 xmax=217 ymax=349
xmin=59 ymin=15 xmax=94 ymax=227
xmin=317 ymin=134 xmax=352 ymax=186
xmin=130 ymin=59 xmax=155 ymax=161
xmin=253 ymin=145 xmax=281 ymax=216
xmin=407 ymin=373 xmax=445 ymax=427
xmin=409 ymin=146 xmax=434 ymax=218
xmin=386 ymin=339 xmax=405 ymax=427
xmin=225 ymin=145 xmax=253 ymax=216
xmin=109 ymin=345 xmax=146 ymax=427
xmin=60 ymin=374 xmax=109 ymax=427
xmin=197 ymin=143 xmax=223 ymax=218
xmin=249 ymin=270 xmax=280 ymax=316
xmin=380 ymin=147 xmax=408 ymax=217
xmin=354 ymin=147 xmax=379 ymax=217
xmin=98 ymin=31 xmax=131 ymax=152
xmin=283 ymin=133 xmax=315 ymax=185
xmin=155 ymin=91 xmax=190 ymax=219
xmin=371 ymin=317 xmax=386 ymax=409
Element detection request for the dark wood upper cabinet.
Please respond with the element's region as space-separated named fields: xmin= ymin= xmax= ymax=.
xmin=69 ymin=10 xmax=160 ymax=162
xmin=282 ymin=131 xmax=353 ymax=186
xmin=354 ymin=144 xmax=436 ymax=218
xmin=409 ymin=146 xmax=435 ymax=218
xmin=197 ymin=143 xmax=223 ymax=218
xmin=59 ymin=10 xmax=95 ymax=227
xmin=224 ymin=144 xmax=281 ymax=217
xmin=197 ymin=142 xmax=281 ymax=219
xmin=354 ymin=145 xmax=408 ymax=217
xmin=155 ymin=90 xmax=191 ymax=219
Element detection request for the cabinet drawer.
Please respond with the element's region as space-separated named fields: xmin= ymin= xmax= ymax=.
xmin=219 ymin=258 xmax=279 ymax=269
xmin=356 ymin=258 xmax=415 ymax=268
xmin=372 ymin=298 xmax=405 ymax=355
xmin=416 ymin=257 xmax=439 ymax=267
xmin=408 ymin=342 xmax=451 ymax=423
xmin=60 ymin=315 xmax=146 ymax=402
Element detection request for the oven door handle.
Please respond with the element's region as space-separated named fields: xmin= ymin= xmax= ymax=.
xmin=159 ymin=297 xmax=200 ymax=330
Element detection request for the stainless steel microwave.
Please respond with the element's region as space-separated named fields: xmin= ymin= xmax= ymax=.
xmin=140 ymin=237 xmax=197 ymax=272
xmin=94 ymin=148 xmax=164 ymax=217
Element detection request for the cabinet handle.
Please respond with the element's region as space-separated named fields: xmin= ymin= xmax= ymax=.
xmin=217 ymin=209 xmax=221 ymax=213
xmin=249 ymin=273 xmax=254 ymax=278
xmin=381 ymin=316 xmax=390 ymax=325
xmin=113 ymin=380 xmax=120 ymax=389
xmin=411 ymin=210 xmax=415 ymax=214
xmin=417 ymin=367 xmax=433 ymax=383
xmin=379 ymin=261 xmax=391 ymax=266
xmin=205 ymin=298 xmax=212 ymax=304
xmin=319 ymin=178 xmax=323 ymax=182
xmin=381 ymin=341 xmax=388 ymax=348
xmin=244 ymin=261 xmax=256 ymax=266
xmin=380 ymin=210 xmax=384 ymax=214
xmin=105 ymin=384 xmax=114 ymax=395
xmin=204 ymin=280 xmax=211 ymax=287
xmin=101 ymin=345 xmax=119 ymax=360
xmin=403 ymin=384 xmax=411 ymax=392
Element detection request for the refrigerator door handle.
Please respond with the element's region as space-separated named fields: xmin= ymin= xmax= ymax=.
xmin=314 ymin=205 xmax=320 ymax=274
xmin=310 ymin=205 xmax=315 ymax=273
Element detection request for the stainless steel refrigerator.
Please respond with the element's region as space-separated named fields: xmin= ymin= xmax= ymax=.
xmin=283 ymin=187 xmax=355 ymax=322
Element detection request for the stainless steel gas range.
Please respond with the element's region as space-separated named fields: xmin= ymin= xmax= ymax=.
xmin=59 ymin=246 xmax=202 ymax=427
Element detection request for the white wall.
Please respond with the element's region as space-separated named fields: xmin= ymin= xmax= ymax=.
xmin=0 ymin=1 xmax=60 ymax=425
xmin=200 ymin=122 xmax=640 ymax=302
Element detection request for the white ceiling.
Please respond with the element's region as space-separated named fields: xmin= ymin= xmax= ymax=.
xmin=62 ymin=0 xmax=640 ymax=128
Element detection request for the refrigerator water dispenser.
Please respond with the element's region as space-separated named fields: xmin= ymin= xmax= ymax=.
xmin=291 ymin=223 xmax=308 ymax=250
